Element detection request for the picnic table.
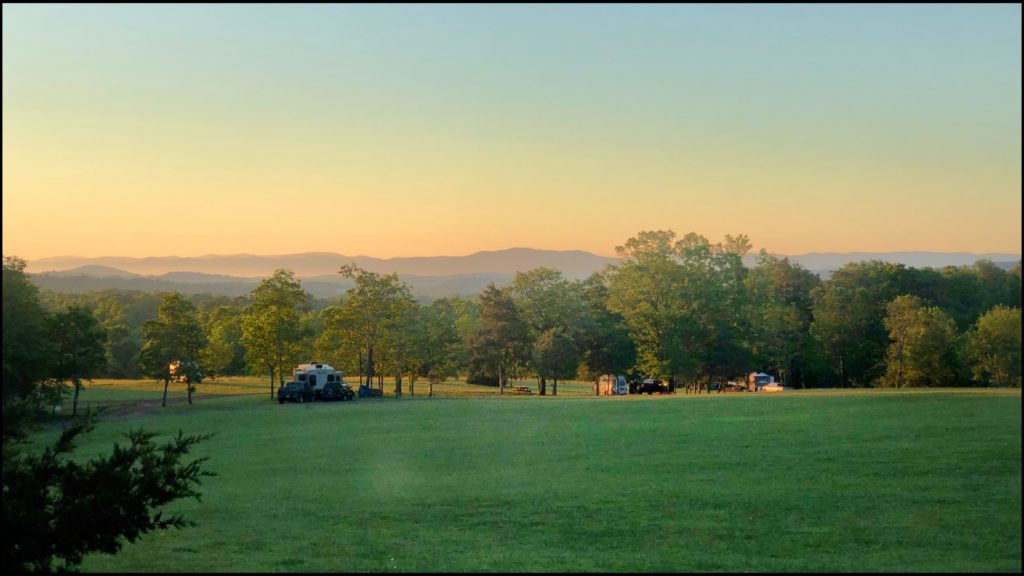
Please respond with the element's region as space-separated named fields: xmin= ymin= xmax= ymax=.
xmin=511 ymin=386 xmax=532 ymax=394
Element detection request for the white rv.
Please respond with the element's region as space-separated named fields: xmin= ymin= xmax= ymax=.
xmin=293 ymin=362 xmax=346 ymax=394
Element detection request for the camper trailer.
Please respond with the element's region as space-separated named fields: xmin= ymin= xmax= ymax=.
xmin=294 ymin=362 xmax=343 ymax=392
xmin=290 ymin=362 xmax=354 ymax=401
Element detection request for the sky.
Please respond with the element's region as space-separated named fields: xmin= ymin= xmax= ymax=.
xmin=3 ymin=4 xmax=1021 ymax=260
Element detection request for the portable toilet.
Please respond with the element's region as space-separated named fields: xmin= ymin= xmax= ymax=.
xmin=598 ymin=375 xmax=629 ymax=395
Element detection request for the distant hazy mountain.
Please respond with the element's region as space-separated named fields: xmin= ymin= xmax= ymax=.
xmin=25 ymin=249 xmax=1020 ymax=299
xmin=29 ymin=249 xmax=1019 ymax=279
xmin=784 ymin=252 xmax=1021 ymax=271
xmin=43 ymin=265 xmax=143 ymax=279
xmin=27 ymin=248 xmax=619 ymax=278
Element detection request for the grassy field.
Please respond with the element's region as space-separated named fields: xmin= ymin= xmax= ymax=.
xmin=30 ymin=387 xmax=1021 ymax=572
xmin=67 ymin=376 xmax=599 ymax=410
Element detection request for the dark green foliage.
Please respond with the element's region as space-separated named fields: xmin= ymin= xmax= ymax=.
xmin=40 ymin=290 xmax=164 ymax=379
xmin=48 ymin=306 xmax=109 ymax=416
xmin=3 ymin=256 xmax=214 ymax=574
xmin=16 ymin=249 xmax=1024 ymax=391
xmin=468 ymin=285 xmax=530 ymax=391
xmin=3 ymin=257 xmax=54 ymax=404
xmin=201 ymin=306 xmax=247 ymax=376
xmin=744 ymin=253 xmax=820 ymax=387
xmin=810 ymin=261 xmax=918 ymax=386
xmin=606 ymin=231 xmax=754 ymax=386
xmin=466 ymin=373 xmax=500 ymax=386
xmin=912 ymin=261 xmax=1022 ymax=329
xmin=106 ymin=323 xmax=143 ymax=378
xmin=321 ymin=265 xmax=414 ymax=394
xmin=510 ymin=268 xmax=589 ymax=394
xmin=2 ymin=414 xmax=213 ymax=573
xmin=881 ymin=296 xmax=960 ymax=388
xmin=139 ymin=293 xmax=206 ymax=407
xmin=532 ymin=328 xmax=579 ymax=390
xmin=964 ymin=305 xmax=1022 ymax=387
xmin=577 ymin=273 xmax=636 ymax=381
xmin=414 ymin=299 xmax=463 ymax=384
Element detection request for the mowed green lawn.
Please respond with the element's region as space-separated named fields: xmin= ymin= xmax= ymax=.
xmin=32 ymin=389 xmax=1021 ymax=572
xmin=67 ymin=376 xmax=597 ymax=408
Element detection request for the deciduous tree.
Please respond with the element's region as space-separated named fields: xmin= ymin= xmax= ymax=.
xmin=882 ymin=296 xmax=959 ymax=388
xmin=326 ymin=265 xmax=415 ymax=396
xmin=3 ymin=256 xmax=55 ymax=439
xmin=964 ymin=305 xmax=1021 ymax=387
xmin=139 ymin=293 xmax=205 ymax=407
xmin=469 ymin=284 xmax=530 ymax=394
xmin=240 ymin=270 xmax=311 ymax=398
xmin=48 ymin=306 xmax=108 ymax=416
xmin=511 ymin=268 xmax=587 ymax=395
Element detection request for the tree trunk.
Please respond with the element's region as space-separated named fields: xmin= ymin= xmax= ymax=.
xmin=553 ymin=378 xmax=558 ymax=396
xmin=269 ymin=369 xmax=275 ymax=399
xmin=72 ymin=379 xmax=81 ymax=417
xmin=429 ymin=379 xmax=434 ymax=398
xmin=539 ymin=376 xmax=546 ymax=396
xmin=187 ymin=379 xmax=193 ymax=405
xmin=410 ymin=373 xmax=415 ymax=397
xmin=366 ymin=346 xmax=374 ymax=391
xmin=162 ymin=377 xmax=170 ymax=407
xmin=276 ymin=349 xmax=284 ymax=389
xmin=358 ymin=350 xmax=364 ymax=387
xmin=499 ymin=367 xmax=505 ymax=395
xmin=395 ymin=359 xmax=403 ymax=398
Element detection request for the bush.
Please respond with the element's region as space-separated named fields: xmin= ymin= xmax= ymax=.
xmin=2 ymin=412 xmax=213 ymax=573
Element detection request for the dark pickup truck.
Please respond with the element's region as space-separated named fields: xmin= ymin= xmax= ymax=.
xmin=319 ymin=381 xmax=355 ymax=402
xmin=278 ymin=381 xmax=312 ymax=404
xmin=634 ymin=378 xmax=672 ymax=394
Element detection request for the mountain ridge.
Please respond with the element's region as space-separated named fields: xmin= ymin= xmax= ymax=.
xmin=25 ymin=249 xmax=1019 ymax=300
xmin=25 ymin=249 xmax=1020 ymax=278
xmin=26 ymin=248 xmax=618 ymax=277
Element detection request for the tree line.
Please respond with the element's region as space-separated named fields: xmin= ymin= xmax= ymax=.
xmin=21 ymin=230 xmax=1024 ymax=400
xmin=3 ymin=256 xmax=212 ymax=573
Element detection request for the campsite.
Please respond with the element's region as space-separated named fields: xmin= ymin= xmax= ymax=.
xmin=4 ymin=4 xmax=1021 ymax=573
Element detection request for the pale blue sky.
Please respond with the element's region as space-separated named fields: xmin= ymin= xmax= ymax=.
xmin=3 ymin=4 xmax=1021 ymax=258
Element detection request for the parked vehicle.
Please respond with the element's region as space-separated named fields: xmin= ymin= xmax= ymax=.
xmin=278 ymin=381 xmax=312 ymax=404
xmin=746 ymin=372 xmax=786 ymax=392
xmin=721 ymin=380 xmax=749 ymax=392
xmin=279 ymin=362 xmax=355 ymax=404
xmin=635 ymin=378 xmax=670 ymax=394
xmin=320 ymin=380 xmax=355 ymax=401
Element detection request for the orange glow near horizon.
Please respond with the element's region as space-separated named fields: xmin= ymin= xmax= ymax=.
xmin=3 ymin=5 xmax=1021 ymax=262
